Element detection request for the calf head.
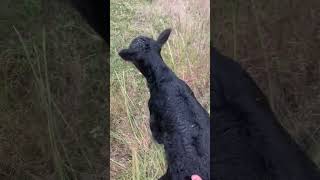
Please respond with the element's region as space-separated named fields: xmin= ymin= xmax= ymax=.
xmin=118 ymin=29 xmax=171 ymax=72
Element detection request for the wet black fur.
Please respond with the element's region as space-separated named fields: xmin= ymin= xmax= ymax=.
xmin=119 ymin=29 xmax=210 ymax=180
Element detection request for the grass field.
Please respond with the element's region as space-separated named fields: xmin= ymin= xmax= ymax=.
xmin=0 ymin=0 xmax=107 ymax=179
xmin=110 ymin=0 xmax=210 ymax=179
xmin=1 ymin=0 xmax=318 ymax=179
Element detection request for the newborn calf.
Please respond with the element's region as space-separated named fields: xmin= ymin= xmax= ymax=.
xmin=119 ymin=29 xmax=210 ymax=180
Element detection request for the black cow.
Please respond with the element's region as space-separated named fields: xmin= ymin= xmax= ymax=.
xmin=212 ymin=47 xmax=320 ymax=180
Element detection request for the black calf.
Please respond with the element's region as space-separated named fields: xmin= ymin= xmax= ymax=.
xmin=70 ymin=0 xmax=107 ymax=42
xmin=212 ymin=48 xmax=320 ymax=180
xmin=119 ymin=29 xmax=210 ymax=180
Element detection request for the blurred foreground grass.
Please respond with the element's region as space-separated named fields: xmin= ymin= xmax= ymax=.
xmin=0 ymin=0 xmax=107 ymax=179
xmin=213 ymin=0 xmax=320 ymax=167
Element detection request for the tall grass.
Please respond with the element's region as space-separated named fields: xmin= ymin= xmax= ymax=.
xmin=14 ymin=27 xmax=75 ymax=179
xmin=0 ymin=1 xmax=106 ymax=178
xmin=110 ymin=0 xmax=209 ymax=179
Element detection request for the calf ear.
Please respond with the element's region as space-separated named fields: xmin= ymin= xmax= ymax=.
xmin=118 ymin=49 xmax=137 ymax=61
xmin=157 ymin=28 xmax=171 ymax=47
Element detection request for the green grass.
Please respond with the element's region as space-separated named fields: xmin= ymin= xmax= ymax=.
xmin=14 ymin=26 xmax=74 ymax=179
xmin=0 ymin=1 xmax=106 ymax=179
xmin=0 ymin=0 xmax=209 ymax=179
xmin=110 ymin=0 xmax=209 ymax=179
